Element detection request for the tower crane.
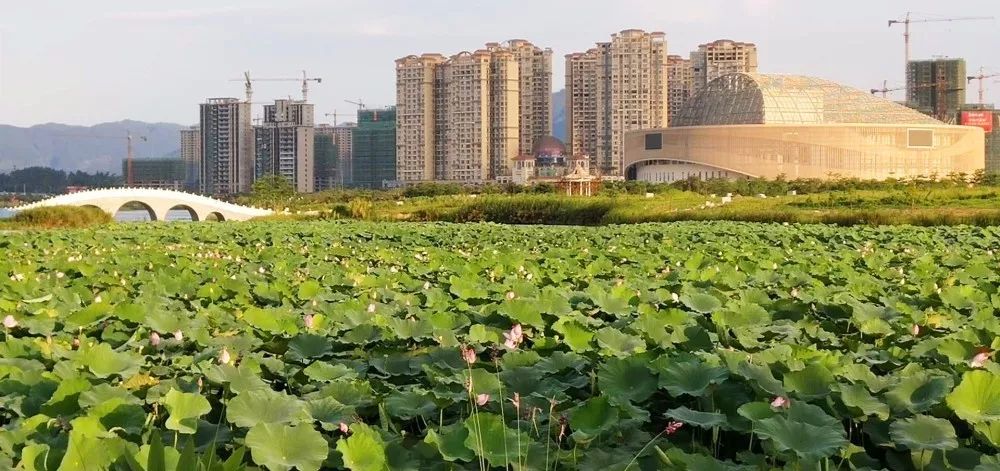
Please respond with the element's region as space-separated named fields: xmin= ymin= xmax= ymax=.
xmin=50 ymin=131 xmax=148 ymax=186
xmin=324 ymin=111 xmax=340 ymax=126
xmin=345 ymin=99 xmax=366 ymax=110
xmin=871 ymin=79 xmax=963 ymax=122
xmin=870 ymin=80 xmax=903 ymax=98
xmin=229 ymin=71 xmax=323 ymax=102
xmin=888 ymin=13 xmax=993 ymax=78
xmin=967 ymin=67 xmax=1000 ymax=105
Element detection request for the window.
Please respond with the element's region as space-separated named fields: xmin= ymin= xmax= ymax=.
xmin=907 ymin=129 xmax=933 ymax=148
xmin=645 ymin=133 xmax=663 ymax=150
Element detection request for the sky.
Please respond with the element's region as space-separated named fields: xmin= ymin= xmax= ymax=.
xmin=0 ymin=0 xmax=998 ymax=127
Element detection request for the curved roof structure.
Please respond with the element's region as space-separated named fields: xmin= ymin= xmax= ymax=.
xmin=532 ymin=135 xmax=567 ymax=157
xmin=674 ymin=73 xmax=942 ymax=127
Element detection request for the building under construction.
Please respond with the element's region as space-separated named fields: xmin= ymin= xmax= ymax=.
xmin=958 ymin=104 xmax=1000 ymax=174
xmin=352 ymin=107 xmax=397 ymax=189
xmin=907 ymin=58 xmax=967 ymax=123
xmin=122 ymin=159 xmax=186 ymax=190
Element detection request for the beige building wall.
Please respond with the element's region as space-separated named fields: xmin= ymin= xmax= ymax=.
xmin=502 ymin=40 xmax=553 ymax=155
xmin=624 ymin=124 xmax=985 ymax=181
xmin=565 ymin=50 xmax=600 ymax=158
xmin=396 ymin=54 xmax=444 ymax=181
xmin=199 ymin=98 xmax=255 ymax=195
xmin=440 ymin=51 xmax=492 ymax=181
xmin=594 ymin=29 xmax=668 ymax=176
xmin=489 ymin=50 xmax=520 ymax=177
xmin=690 ymin=40 xmax=758 ymax=95
xmin=667 ymin=55 xmax=694 ymax=126
xmin=180 ymin=126 xmax=201 ymax=165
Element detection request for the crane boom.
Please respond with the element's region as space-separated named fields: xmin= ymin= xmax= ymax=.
xmin=229 ymin=70 xmax=322 ymax=102
xmin=967 ymin=67 xmax=1000 ymax=105
xmin=888 ymin=12 xmax=994 ymax=81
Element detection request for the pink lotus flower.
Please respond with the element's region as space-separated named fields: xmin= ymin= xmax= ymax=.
xmin=339 ymin=422 xmax=350 ymax=434
xmin=665 ymin=421 xmax=684 ymax=435
xmin=218 ymin=347 xmax=232 ymax=365
xmin=304 ymin=314 xmax=315 ymax=329
xmin=461 ymin=346 xmax=476 ymax=365
xmin=510 ymin=393 xmax=521 ymax=409
xmin=476 ymin=394 xmax=490 ymax=406
xmin=503 ymin=324 xmax=524 ymax=349
xmin=770 ymin=396 xmax=790 ymax=409
xmin=150 ymin=332 xmax=161 ymax=347
xmin=971 ymin=350 xmax=991 ymax=368
xmin=72 ymin=338 xmax=80 ymax=349
xmin=2 ymin=315 xmax=17 ymax=329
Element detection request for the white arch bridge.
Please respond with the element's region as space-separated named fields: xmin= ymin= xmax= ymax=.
xmin=2 ymin=188 xmax=274 ymax=222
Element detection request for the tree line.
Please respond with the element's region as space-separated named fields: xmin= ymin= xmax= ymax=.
xmin=0 ymin=167 xmax=121 ymax=194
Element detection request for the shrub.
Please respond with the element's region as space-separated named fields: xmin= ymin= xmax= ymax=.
xmin=11 ymin=205 xmax=113 ymax=228
xmin=348 ymin=198 xmax=373 ymax=219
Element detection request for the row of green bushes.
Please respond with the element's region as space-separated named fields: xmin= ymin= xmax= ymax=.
xmin=7 ymin=206 xmax=113 ymax=228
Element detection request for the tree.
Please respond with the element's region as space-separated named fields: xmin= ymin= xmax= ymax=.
xmin=251 ymin=175 xmax=294 ymax=210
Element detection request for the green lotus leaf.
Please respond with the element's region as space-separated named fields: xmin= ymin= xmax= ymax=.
xmin=227 ymin=389 xmax=306 ymax=428
xmin=287 ymin=334 xmax=334 ymax=360
xmin=887 ymin=370 xmax=953 ymax=413
xmin=587 ymin=284 xmax=633 ymax=316
xmin=597 ymin=357 xmax=658 ymax=405
xmin=783 ymin=364 xmax=835 ymax=399
xmin=297 ymin=280 xmax=322 ymax=300
xmin=654 ymin=356 xmax=729 ymax=397
xmin=449 ymin=276 xmax=488 ymax=300
xmin=681 ymin=292 xmax=723 ymax=314
xmin=305 ymin=397 xmax=356 ymax=431
xmin=947 ymin=370 xmax=1000 ymax=424
xmin=463 ymin=413 xmax=532 ymax=467
xmin=303 ymin=362 xmax=359 ymax=383
xmin=839 ymin=383 xmax=890 ymax=420
xmin=499 ymin=298 xmax=545 ymax=328
xmin=664 ymin=406 xmax=727 ymax=428
xmin=553 ymin=319 xmax=595 ymax=352
xmin=58 ymin=431 xmax=129 ymax=470
xmin=162 ymin=388 xmax=212 ymax=434
xmin=570 ymin=396 xmax=619 ymax=437
xmin=889 ymin=415 xmax=958 ymax=451
xmin=242 ymin=306 xmax=298 ymax=335
xmin=737 ymin=402 xmax=776 ymax=422
xmin=385 ymin=389 xmax=436 ymax=420
xmin=425 ymin=424 xmax=475 ymax=462
xmin=754 ymin=415 xmax=848 ymax=460
xmin=247 ymin=422 xmax=329 ymax=471
xmin=202 ymin=363 xmax=269 ymax=394
xmin=730 ymin=361 xmax=785 ymax=396
xmin=78 ymin=342 xmax=141 ymax=379
xmin=973 ymin=421 xmax=1000 ymax=448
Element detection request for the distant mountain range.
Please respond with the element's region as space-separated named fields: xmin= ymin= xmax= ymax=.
xmin=552 ymin=89 xmax=566 ymax=142
xmin=0 ymin=120 xmax=187 ymax=174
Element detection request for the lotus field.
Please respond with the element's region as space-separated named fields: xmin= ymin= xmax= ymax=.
xmin=2 ymin=221 xmax=1000 ymax=470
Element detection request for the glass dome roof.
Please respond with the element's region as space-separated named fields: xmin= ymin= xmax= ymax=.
xmin=673 ymin=73 xmax=942 ymax=127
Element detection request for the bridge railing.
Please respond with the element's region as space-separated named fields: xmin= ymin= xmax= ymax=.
xmin=2 ymin=187 xmax=272 ymax=214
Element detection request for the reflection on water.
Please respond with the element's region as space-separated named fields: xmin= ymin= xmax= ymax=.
xmin=0 ymin=209 xmax=12 ymax=219
xmin=115 ymin=209 xmax=195 ymax=222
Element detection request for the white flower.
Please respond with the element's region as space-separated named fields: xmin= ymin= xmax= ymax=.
xmin=173 ymin=330 xmax=184 ymax=341
xmin=258 ymin=267 xmax=266 ymax=274
xmin=218 ymin=347 xmax=232 ymax=365
xmin=476 ymin=394 xmax=490 ymax=406
xmin=56 ymin=272 xmax=65 ymax=279
xmin=671 ymin=292 xmax=680 ymax=303
xmin=94 ymin=295 xmax=103 ymax=304
xmin=971 ymin=351 xmax=991 ymax=368
xmin=367 ymin=303 xmax=376 ymax=313
xmin=506 ymin=291 xmax=516 ymax=300
xmin=423 ymin=281 xmax=431 ymax=290
xmin=2 ymin=315 xmax=17 ymax=329
xmin=304 ymin=314 xmax=315 ymax=329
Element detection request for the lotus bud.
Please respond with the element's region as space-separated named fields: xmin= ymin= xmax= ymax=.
xmin=2 ymin=315 xmax=17 ymax=329
xmin=770 ymin=396 xmax=790 ymax=409
xmin=150 ymin=332 xmax=161 ymax=347
xmin=476 ymin=394 xmax=490 ymax=406
xmin=339 ymin=422 xmax=350 ymax=434
xmin=971 ymin=351 xmax=990 ymax=368
xmin=911 ymin=324 xmax=920 ymax=336
xmin=461 ymin=346 xmax=476 ymax=365
xmin=423 ymin=281 xmax=431 ymax=290
xmin=173 ymin=330 xmax=183 ymax=341
xmin=218 ymin=347 xmax=232 ymax=365
xmin=367 ymin=303 xmax=376 ymax=313
xmin=665 ymin=421 xmax=684 ymax=435
xmin=505 ymin=291 xmax=516 ymax=300
xmin=304 ymin=314 xmax=315 ymax=330
xmin=671 ymin=292 xmax=680 ymax=303
xmin=94 ymin=295 xmax=102 ymax=304
xmin=72 ymin=337 xmax=80 ymax=349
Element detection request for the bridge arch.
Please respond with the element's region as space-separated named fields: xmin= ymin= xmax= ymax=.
xmin=205 ymin=212 xmax=225 ymax=222
xmin=115 ymin=201 xmax=157 ymax=221
xmin=166 ymin=204 xmax=199 ymax=222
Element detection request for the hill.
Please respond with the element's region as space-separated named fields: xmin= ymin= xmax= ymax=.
xmin=0 ymin=120 xmax=188 ymax=174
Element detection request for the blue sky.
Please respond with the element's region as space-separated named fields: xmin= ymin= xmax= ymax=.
xmin=0 ymin=0 xmax=997 ymax=126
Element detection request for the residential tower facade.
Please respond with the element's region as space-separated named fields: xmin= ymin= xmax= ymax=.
xmin=199 ymin=98 xmax=254 ymax=195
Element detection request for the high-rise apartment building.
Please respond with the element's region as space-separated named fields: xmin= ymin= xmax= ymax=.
xmin=314 ymin=122 xmax=357 ymax=189
xmin=254 ymin=99 xmax=315 ymax=193
xmin=353 ymin=107 xmax=397 ymax=188
xmin=123 ymin=159 xmax=186 ymax=190
xmin=667 ymin=55 xmax=694 ymax=125
xmin=907 ymin=58 xmax=967 ymax=122
xmin=491 ymin=40 xmax=553 ymax=156
xmin=199 ymin=98 xmax=255 ymax=195
xmin=395 ymin=40 xmax=552 ymax=183
xmin=690 ymin=40 xmax=758 ymax=95
xmin=179 ymin=125 xmax=201 ymax=190
xmin=566 ymin=29 xmax=668 ymax=175
xmin=565 ymin=50 xmax=600 ymax=158
xmin=396 ymin=54 xmax=445 ymax=182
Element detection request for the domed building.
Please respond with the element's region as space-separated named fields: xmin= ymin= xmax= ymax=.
xmin=509 ymin=136 xmax=599 ymax=195
xmin=625 ymin=73 xmax=985 ymax=182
